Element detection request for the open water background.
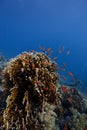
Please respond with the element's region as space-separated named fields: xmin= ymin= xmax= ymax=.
xmin=0 ymin=0 xmax=87 ymax=94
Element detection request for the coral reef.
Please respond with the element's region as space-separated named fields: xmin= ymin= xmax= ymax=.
xmin=0 ymin=51 xmax=87 ymax=130
xmin=70 ymin=108 xmax=87 ymax=130
xmin=0 ymin=54 xmax=7 ymax=91
xmin=2 ymin=51 xmax=60 ymax=130
xmin=0 ymin=54 xmax=7 ymax=126
xmin=55 ymin=86 xmax=87 ymax=130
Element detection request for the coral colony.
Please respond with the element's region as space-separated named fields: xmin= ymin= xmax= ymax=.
xmin=0 ymin=50 xmax=87 ymax=130
xmin=2 ymin=51 xmax=59 ymax=130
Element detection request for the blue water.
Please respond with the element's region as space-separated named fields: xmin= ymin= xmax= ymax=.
xmin=0 ymin=0 xmax=87 ymax=93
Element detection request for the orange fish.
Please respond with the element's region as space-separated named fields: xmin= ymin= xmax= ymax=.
xmin=44 ymin=87 xmax=49 ymax=91
xmin=61 ymin=86 xmax=68 ymax=93
xmin=71 ymin=77 xmax=76 ymax=82
xmin=50 ymin=85 xmax=56 ymax=92
xmin=47 ymin=50 xmax=53 ymax=56
xmin=58 ymin=67 xmax=65 ymax=71
xmin=34 ymin=80 xmax=42 ymax=86
xmin=68 ymin=71 xmax=73 ymax=77
xmin=57 ymin=74 xmax=60 ymax=79
xmin=62 ymin=76 xmax=67 ymax=80
xmin=22 ymin=59 xmax=30 ymax=64
xmin=46 ymin=47 xmax=51 ymax=51
xmin=41 ymin=61 xmax=47 ymax=66
xmin=21 ymin=53 xmax=28 ymax=58
xmin=39 ymin=46 xmax=45 ymax=51
xmin=63 ymin=63 xmax=66 ymax=67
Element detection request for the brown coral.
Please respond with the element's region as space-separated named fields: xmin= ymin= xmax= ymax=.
xmin=3 ymin=51 xmax=59 ymax=129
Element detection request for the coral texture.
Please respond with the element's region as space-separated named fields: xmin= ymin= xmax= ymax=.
xmin=3 ymin=51 xmax=59 ymax=130
xmin=1 ymin=51 xmax=87 ymax=130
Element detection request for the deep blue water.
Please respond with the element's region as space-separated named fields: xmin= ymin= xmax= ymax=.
xmin=0 ymin=0 xmax=87 ymax=93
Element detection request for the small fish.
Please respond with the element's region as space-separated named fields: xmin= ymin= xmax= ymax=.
xmin=57 ymin=74 xmax=60 ymax=79
xmin=46 ymin=47 xmax=51 ymax=51
xmin=68 ymin=71 xmax=73 ymax=77
xmin=22 ymin=60 xmax=29 ymax=66
xmin=58 ymin=67 xmax=65 ymax=71
xmin=63 ymin=63 xmax=66 ymax=67
xmin=62 ymin=75 xmax=67 ymax=80
xmin=49 ymin=85 xmax=56 ymax=92
xmin=39 ymin=46 xmax=45 ymax=51
xmin=23 ymin=59 xmax=29 ymax=63
xmin=71 ymin=77 xmax=76 ymax=82
xmin=44 ymin=87 xmax=49 ymax=91
xmin=35 ymin=80 xmax=43 ymax=86
xmin=21 ymin=53 xmax=28 ymax=58
xmin=47 ymin=50 xmax=53 ymax=56
xmin=41 ymin=61 xmax=48 ymax=66
xmin=61 ymin=86 xmax=68 ymax=93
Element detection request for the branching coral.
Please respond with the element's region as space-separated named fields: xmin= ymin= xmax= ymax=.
xmin=3 ymin=51 xmax=60 ymax=130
